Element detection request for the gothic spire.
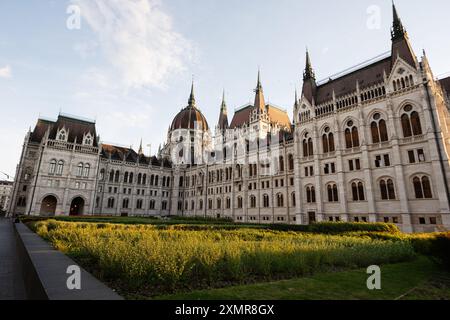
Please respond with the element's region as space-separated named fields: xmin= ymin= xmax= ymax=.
xmin=138 ymin=138 xmax=143 ymax=155
xmin=217 ymin=90 xmax=229 ymax=130
xmin=301 ymin=49 xmax=317 ymax=103
xmin=391 ymin=1 xmax=406 ymax=41
xmin=303 ymin=48 xmax=315 ymax=81
xmin=294 ymin=88 xmax=299 ymax=109
xmin=254 ymin=69 xmax=266 ymax=114
xmin=188 ymin=79 xmax=196 ymax=107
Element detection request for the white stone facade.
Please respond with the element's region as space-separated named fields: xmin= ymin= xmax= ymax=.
xmin=7 ymin=5 xmax=450 ymax=233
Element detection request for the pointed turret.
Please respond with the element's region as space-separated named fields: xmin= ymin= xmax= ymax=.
xmin=301 ymin=49 xmax=317 ymax=103
xmin=294 ymin=89 xmax=299 ymax=109
xmin=138 ymin=138 xmax=143 ymax=155
xmin=217 ymin=90 xmax=229 ymax=131
xmin=254 ymin=69 xmax=266 ymax=114
xmin=390 ymin=2 xmax=417 ymax=68
xmin=188 ymin=80 xmax=196 ymax=108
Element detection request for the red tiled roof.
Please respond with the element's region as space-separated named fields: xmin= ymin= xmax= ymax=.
xmin=229 ymin=104 xmax=292 ymax=130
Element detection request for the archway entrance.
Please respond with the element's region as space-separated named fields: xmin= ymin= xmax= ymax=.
xmin=40 ymin=195 xmax=57 ymax=216
xmin=70 ymin=197 xmax=85 ymax=216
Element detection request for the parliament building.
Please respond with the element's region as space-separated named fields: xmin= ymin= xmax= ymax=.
xmin=8 ymin=5 xmax=450 ymax=233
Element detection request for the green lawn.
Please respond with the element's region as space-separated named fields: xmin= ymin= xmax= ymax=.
xmin=155 ymin=257 xmax=450 ymax=300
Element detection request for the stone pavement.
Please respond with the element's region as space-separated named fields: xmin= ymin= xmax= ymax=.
xmin=0 ymin=218 xmax=26 ymax=300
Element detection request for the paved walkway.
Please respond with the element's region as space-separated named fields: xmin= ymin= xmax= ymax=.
xmin=0 ymin=218 xmax=26 ymax=300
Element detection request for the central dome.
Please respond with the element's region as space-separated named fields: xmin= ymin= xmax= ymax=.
xmin=170 ymin=82 xmax=209 ymax=131
xmin=171 ymin=106 xmax=209 ymax=131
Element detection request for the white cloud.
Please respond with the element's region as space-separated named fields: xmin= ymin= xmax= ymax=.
xmin=0 ymin=65 xmax=11 ymax=78
xmin=72 ymin=0 xmax=192 ymax=89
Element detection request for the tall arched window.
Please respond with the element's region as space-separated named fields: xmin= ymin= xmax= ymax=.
xmin=237 ymin=196 xmax=243 ymax=209
xmin=226 ymin=197 xmax=231 ymax=209
xmin=109 ymin=170 xmax=114 ymax=182
xmin=401 ymin=105 xmax=422 ymax=138
xmin=57 ymin=160 xmax=64 ymax=175
xmin=327 ymin=184 xmax=339 ymax=202
xmin=137 ymin=173 xmax=142 ymax=185
xmin=371 ymin=113 xmax=389 ymax=143
xmin=380 ymin=179 xmax=396 ymax=200
xmin=122 ymin=198 xmax=129 ymax=209
xmin=199 ymin=199 xmax=203 ymax=210
xmin=345 ymin=120 xmax=359 ymax=149
xmin=142 ymin=174 xmax=147 ymax=185
xmin=288 ymin=154 xmax=294 ymax=171
xmin=306 ymin=186 xmax=316 ymax=203
xmin=279 ymin=156 xmax=285 ymax=172
xmin=351 ymin=182 xmax=365 ymax=201
xmin=83 ymin=164 xmax=90 ymax=178
xmin=263 ymin=194 xmax=270 ymax=208
xmin=322 ymin=127 xmax=335 ymax=153
xmin=303 ymin=133 xmax=313 ymax=157
xmin=76 ymin=163 xmax=83 ymax=177
xmin=129 ymin=173 xmax=134 ymax=184
xmin=413 ymin=176 xmax=432 ymax=199
xmin=49 ymin=159 xmax=57 ymax=174
xmin=250 ymin=196 xmax=256 ymax=208
xmin=276 ymin=193 xmax=284 ymax=207
xmin=57 ymin=129 xmax=67 ymax=141
xmin=114 ymin=170 xmax=120 ymax=183
xmin=100 ymin=169 xmax=105 ymax=181
xmin=291 ymin=192 xmax=296 ymax=207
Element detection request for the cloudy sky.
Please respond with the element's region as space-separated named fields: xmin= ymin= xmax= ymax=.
xmin=1 ymin=0 xmax=450 ymax=178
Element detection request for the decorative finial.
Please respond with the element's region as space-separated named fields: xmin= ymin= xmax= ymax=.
xmin=391 ymin=0 xmax=406 ymax=41
xmin=304 ymin=48 xmax=315 ymax=80
xmin=188 ymin=76 xmax=196 ymax=107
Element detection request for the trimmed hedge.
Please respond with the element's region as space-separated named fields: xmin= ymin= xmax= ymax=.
xmin=20 ymin=215 xmax=400 ymax=235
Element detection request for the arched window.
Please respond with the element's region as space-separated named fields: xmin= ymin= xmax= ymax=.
xmin=142 ymin=174 xmax=147 ymax=185
xmin=279 ymin=156 xmax=285 ymax=172
xmin=306 ymin=186 xmax=316 ymax=203
xmin=83 ymin=164 xmax=90 ymax=178
xmin=380 ymin=179 xmax=396 ymax=200
xmin=302 ymin=133 xmax=313 ymax=157
xmin=162 ymin=201 xmax=168 ymax=210
xmin=263 ymin=194 xmax=270 ymax=208
xmin=250 ymin=195 xmax=256 ymax=208
xmin=413 ymin=176 xmax=433 ymax=199
xmin=288 ymin=154 xmax=294 ymax=171
xmin=107 ymin=197 xmax=115 ymax=208
xmin=401 ymin=105 xmax=422 ymax=138
xmin=322 ymin=127 xmax=335 ymax=153
xmin=371 ymin=113 xmax=389 ymax=143
xmin=100 ymin=169 xmax=105 ymax=181
xmin=217 ymin=198 xmax=222 ymax=209
xmin=226 ymin=197 xmax=231 ymax=209
xmin=124 ymin=172 xmax=129 ymax=184
xmin=345 ymin=120 xmax=359 ymax=149
xmin=137 ymin=173 xmax=142 ymax=185
xmin=57 ymin=129 xmax=67 ymax=141
xmin=114 ymin=170 xmax=120 ymax=183
xmin=57 ymin=160 xmax=64 ymax=175
xmin=327 ymin=184 xmax=339 ymax=202
xmin=291 ymin=192 xmax=296 ymax=207
xmin=191 ymin=201 xmax=195 ymax=210
xmin=199 ymin=199 xmax=203 ymax=210
xmin=149 ymin=200 xmax=155 ymax=210
xmin=49 ymin=159 xmax=57 ymax=174
xmin=76 ymin=163 xmax=83 ymax=177
xmin=122 ymin=198 xmax=129 ymax=209
xmin=109 ymin=170 xmax=114 ymax=182
xmin=129 ymin=172 xmax=134 ymax=184
xmin=237 ymin=196 xmax=243 ymax=209
xmin=351 ymin=182 xmax=365 ymax=201
xmin=276 ymin=194 xmax=284 ymax=207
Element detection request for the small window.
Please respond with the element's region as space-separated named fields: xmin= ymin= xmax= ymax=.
xmin=429 ymin=217 xmax=437 ymax=225
xmin=419 ymin=217 xmax=426 ymax=225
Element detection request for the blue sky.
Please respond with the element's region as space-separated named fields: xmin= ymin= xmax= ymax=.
xmin=1 ymin=0 xmax=450 ymax=177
